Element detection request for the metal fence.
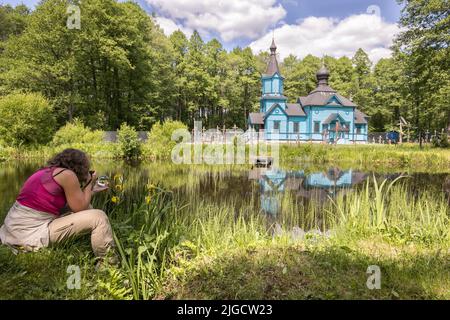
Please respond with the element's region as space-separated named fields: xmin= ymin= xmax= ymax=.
xmin=102 ymin=129 xmax=448 ymax=144
xmin=367 ymin=131 xmax=444 ymax=144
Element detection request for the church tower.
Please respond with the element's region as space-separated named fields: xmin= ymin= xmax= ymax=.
xmin=260 ymin=38 xmax=287 ymax=113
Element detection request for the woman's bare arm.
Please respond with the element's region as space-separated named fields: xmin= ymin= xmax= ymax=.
xmin=54 ymin=170 xmax=94 ymax=212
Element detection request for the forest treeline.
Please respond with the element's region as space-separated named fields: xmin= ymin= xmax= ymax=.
xmin=0 ymin=0 xmax=448 ymax=133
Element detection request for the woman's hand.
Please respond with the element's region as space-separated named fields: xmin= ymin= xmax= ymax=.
xmin=92 ymin=184 xmax=109 ymax=193
xmin=89 ymin=170 xmax=97 ymax=184
xmin=82 ymin=170 xmax=97 ymax=190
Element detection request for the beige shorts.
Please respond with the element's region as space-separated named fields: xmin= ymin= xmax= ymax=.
xmin=0 ymin=202 xmax=114 ymax=257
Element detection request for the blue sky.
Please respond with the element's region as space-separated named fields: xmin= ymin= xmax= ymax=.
xmin=282 ymin=0 xmax=401 ymax=23
xmin=1 ymin=0 xmax=404 ymax=62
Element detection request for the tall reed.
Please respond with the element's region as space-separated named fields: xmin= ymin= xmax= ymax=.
xmin=94 ymin=171 xmax=449 ymax=299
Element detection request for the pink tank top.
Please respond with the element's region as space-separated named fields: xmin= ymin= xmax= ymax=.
xmin=17 ymin=167 xmax=67 ymax=215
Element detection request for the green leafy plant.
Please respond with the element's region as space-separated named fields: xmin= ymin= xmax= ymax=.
xmin=145 ymin=120 xmax=188 ymax=160
xmin=0 ymin=92 xmax=56 ymax=146
xmin=440 ymin=133 xmax=449 ymax=148
xmin=52 ymin=118 xmax=104 ymax=146
xmin=117 ymin=123 xmax=142 ymax=160
xmin=97 ymin=268 xmax=132 ymax=300
xmin=431 ymin=132 xmax=449 ymax=148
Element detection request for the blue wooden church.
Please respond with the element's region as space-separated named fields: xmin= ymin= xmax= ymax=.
xmin=248 ymin=39 xmax=368 ymax=144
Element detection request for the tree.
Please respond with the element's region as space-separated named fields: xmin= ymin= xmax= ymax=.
xmin=280 ymin=54 xmax=300 ymax=100
xmin=395 ymin=0 xmax=450 ymax=132
xmin=203 ymin=38 xmax=224 ymax=127
xmin=223 ymin=47 xmax=260 ymax=127
xmin=352 ymin=48 xmax=372 ymax=82
xmin=371 ymin=56 xmax=407 ymax=131
xmin=169 ymin=30 xmax=189 ymax=122
xmin=0 ymin=4 xmax=29 ymax=43
xmin=0 ymin=0 xmax=447 ymax=137
xmin=351 ymin=49 xmax=376 ymax=125
xmin=0 ymin=0 xmax=174 ymax=130
xmin=327 ymin=56 xmax=354 ymax=98
xmin=182 ymin=31 xmax=212 ymax=125
xmin=281 ymin=54 xmax=321 ymax=100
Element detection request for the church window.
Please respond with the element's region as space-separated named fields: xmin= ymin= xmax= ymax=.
xmin=273 ymin=121 xmax=280 ymax=131
xmin=314 ymin=121 xmax=320 ymax=133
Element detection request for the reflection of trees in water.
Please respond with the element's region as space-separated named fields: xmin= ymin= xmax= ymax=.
xmin=1 ymin=161 xmax=448 ymax=225
xmin=0 ymin=161 xmax=42 ymax=218
xmin=443 ymin=175 xmax=450 ymax=205
xmin=251 ymin=168 xmax=450 ymax=232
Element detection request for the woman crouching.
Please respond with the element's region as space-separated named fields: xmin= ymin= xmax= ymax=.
xmin=0 ymin=148 xmax=115 ymax=259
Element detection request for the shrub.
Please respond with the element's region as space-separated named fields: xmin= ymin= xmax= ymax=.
xmin=431 ymin=132 xmax=449 ymax=148
xmin=438 ymin=132 xmax=449 ymax=148
xmin=52 ymin=118 xmax=103 ymax=146
xmin=0 ymin=143 xmax=7 ymax=162
xmin=117 ymin=123 xmax=142 ymax=160
xmin=146 ymin=120 xmax=188 ymax=160
xmin=0 ymin=92 xmax=56 ymax=146
xmin=431 ymin=135 xmax=440 ymax=147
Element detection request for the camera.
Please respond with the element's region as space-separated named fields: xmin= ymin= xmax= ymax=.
xmin=96 ymin=175 xmax=110 ymax=187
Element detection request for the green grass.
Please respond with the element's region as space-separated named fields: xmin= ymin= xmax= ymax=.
xmin=0 ymin=240 xmax=102 ymax=299
xmin=1 ymin=142 xmax=449 ymax=172
xmin=0 ymin=142 xmax=118 ymax=161
xmin=160 ymin=240 xmax=449 ymax=299
xmin=1 ymin=171 xmax=448 ymax=300
xmin=280 ymin=143 xmax=450 ymax=172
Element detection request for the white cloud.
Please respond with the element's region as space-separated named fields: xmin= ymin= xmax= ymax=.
xmin=249 ymin=14 xmax=400 ymax=63
xmin=145 ymin=0 xmax=286 ymax=42
xmin=154 ymin=16 xmax=194 ymax=37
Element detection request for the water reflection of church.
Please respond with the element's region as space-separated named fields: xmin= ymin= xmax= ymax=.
xmin=249 ymin=168 xmax=367 ymax=216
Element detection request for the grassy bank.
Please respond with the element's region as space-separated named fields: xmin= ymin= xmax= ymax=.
xmin=160 ymin=239 xmax=449 ymax=299
xmin=280 ymin=143 xmax=450 ymax=172
xmin=1 ymin=142 xmax=449 ymax=172
xmin=0 ymin=174 xmax=448 ymax=300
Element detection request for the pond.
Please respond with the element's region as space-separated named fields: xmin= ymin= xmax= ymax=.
xmin=1 ymin=160 xmax=449 ymax=229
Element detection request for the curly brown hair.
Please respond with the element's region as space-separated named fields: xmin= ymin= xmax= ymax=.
xmin=47 ymin=149 xmax=91 ymax=184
